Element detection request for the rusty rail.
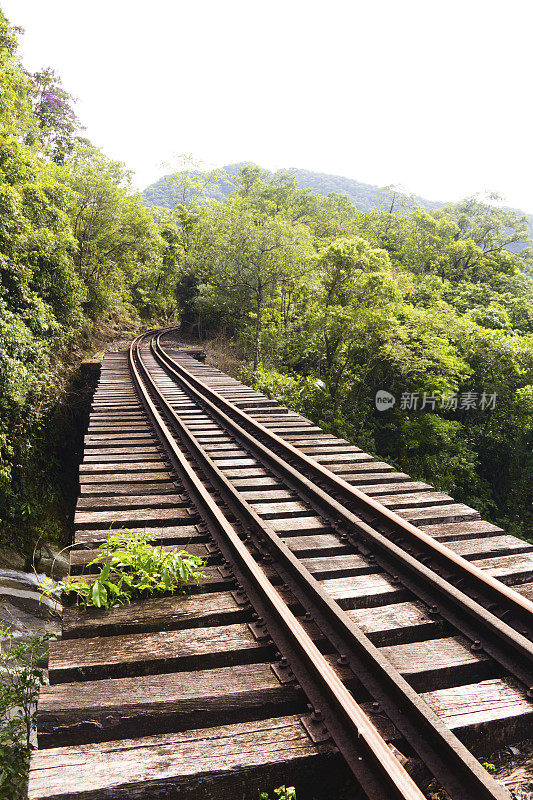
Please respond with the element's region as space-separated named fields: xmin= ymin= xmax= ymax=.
xmin=128 ymin=331 xmax=512 ymax=800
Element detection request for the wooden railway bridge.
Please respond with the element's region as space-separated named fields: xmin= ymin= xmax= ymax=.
xmin=26 ymin=330 xmax=533 ymax=800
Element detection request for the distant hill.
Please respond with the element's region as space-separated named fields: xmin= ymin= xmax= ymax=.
xmin=142 ymin=162 xmax=444 ymax=213
xmin=142 ymin=162 xmax=533 ymax=244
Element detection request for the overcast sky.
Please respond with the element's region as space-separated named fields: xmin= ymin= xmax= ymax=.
xmin=3 ymin=0 xmax=532 ymax=212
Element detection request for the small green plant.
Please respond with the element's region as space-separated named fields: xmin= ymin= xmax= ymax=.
xmin=260 ymin=786 xmax=296 ymax=800
xmin=0 ymin=626 xmax=53 ymax=799
xmin=481 ymin=761 xmax=496 ymax=773
xmin=40 ymin=530 xmax=206 ymax=610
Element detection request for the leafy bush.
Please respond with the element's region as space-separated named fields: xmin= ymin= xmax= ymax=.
xmin=0 ymin=626 xmax=53 ymax=799
xmin=260 ymin=786 xmax=296 ymax=800
xmin=41 ymin=530 xmax=206 ymax=610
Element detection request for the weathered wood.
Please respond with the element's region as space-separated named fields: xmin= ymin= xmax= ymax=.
xmin=447 ymin=535 xmax=533 ymax=560
xmin=472 ymin=552 xmax=533 ymax=584
xmin=396 ymin=504 xmax=481 ymax=525
xmin=211 ymin=457 xmax=257 ymax=468
xmin=283 ymin=534 xmax=351 ymax=558
xmin=239 ymin=489 xmax=295 ymax=502
xmin=62 ymin=591 xmax=250 ymax=639
xmin=301 ymin=553 xmax=378 ymax=579
xmin=347 ymin=601 xmax=446 ymax=646
xmin=73 ymin=524 xmax=203 ymax=548
xmin=252 ymin=501 xmax=309 ymax=518
xmin=79 ymin=461 xmax=166 ymax=473
xmin=267 ymin=516 xmax=330 ymax=534
xmin=419 ymin=520 xmax=505 ymax=540
xmin=76 ymin=494 xmax=186 ymax=510
xmin=372 ymin=491 xmax=453 ymax=509
xmin=48 ymin=623 xmax=273 ymax=683
xmin=354 ymin=481 xmax=433 ymax=495
xmin=80 ymin=481 xmax=177 ymax=495
xmin=37 ymin=663 xmax=303 ymax=746
xmin=321 ymin=573 xmax=408 ymax=609
xmin=83 ymin=450 xmax=160 ymax=462
xmin=74 ymin=507 xmax=197 ymax=529
xmin=65 ymin=566 xmax=233 ymax=596
xmin=514 ymin=581 xmax=533 ymax=602
xmin=380 ymin=636 xmax=494 ymax=692
xmin=422 ymin=678 xmax=533 ymax=752
xmin=79 ymin=470 xmax=173 ymax=484
xmin=28 ymin=716 xmax=338 ymax=800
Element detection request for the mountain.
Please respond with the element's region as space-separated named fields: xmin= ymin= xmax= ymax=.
xmin=142 ymin=162 xmax=533 ymax=244
xmin=142 ymin=162 xmax=444 ymax=212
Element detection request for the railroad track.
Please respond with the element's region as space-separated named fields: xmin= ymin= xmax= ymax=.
xmin=27 ymin=329 xmax=533 ymax=800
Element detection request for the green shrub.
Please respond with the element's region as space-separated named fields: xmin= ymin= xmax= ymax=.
xmin=41 ymin=530 xmax=206 ymax=610
xmin=0 ymin=626 xmax=53 ymax=799
xmin=260 ymin=786 xmax=296 ymax=800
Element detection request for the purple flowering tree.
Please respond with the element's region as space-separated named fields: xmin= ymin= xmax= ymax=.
xmin=26 ymin=67 xmax=82 ymax=164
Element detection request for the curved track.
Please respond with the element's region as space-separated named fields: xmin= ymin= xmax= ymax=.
xmin=28 ymin=329 xmax=533 ymax=800
xmin=136 ymin=329 xmax=533 ymax=799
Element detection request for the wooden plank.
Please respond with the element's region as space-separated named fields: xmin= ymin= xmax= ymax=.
xmin=73 ymin=525 xmax=202 ymax=547
xmin=79 ymin=471 xmax=172 ymax=484
xmin=396 ymin=504 xmax=480 ymax=525
xmin=347 ymin=601 xmax=446 ymax=646
xmin=422 ymin=678 xmax=533 ymax=752
xmin=62 ymin=592 xmax=251 ymax=639
xmin=76 ymin=494 xmax=186 ymax=510
xmin=79 ymin=462 xmax=166 ymax=474
xmin=447 ymin=535 xmax=533 ymax=560
xmin=252 ymin=501 xmax=310 ymax=518
xmin=380 ymin=636 xmax=495 ymax=692
xmin=80 ymin=482 xmax=177 ymax=495
xmin=48 ymin=623 xmax=273 ymax=682
xmin=372 ymin=491 xmax=453 ymax=509
xmin=74 ymin=507 xmax=197 ymax=528
xmin=238 ymin=489 xmax=295 ymax=502
xmin=83 ymin=451 xmax=160 ymax=463
xmin=301 ymin=553 xmax=379 ymax=579
xmin=65 ymin=566 xmax=232 ymax=596
xmin=472 ymin=553 xmax=533 ymax=584
xmin=419 ymin=520 xmax=505 ymax=541
xmin=212 ymin=458 xmax=257 ymax=468
xmin=321 ymin=573 xmax=408 ymax=609
xmin=36 ymin=663 xmax=303 ymax=746
xmin=355 ymin=481 xmax=433 ymax=495
xmin=283 ymin=534 xmax=351 ymax=558
xmin=28 ymin=716 xmax=337 ymax=800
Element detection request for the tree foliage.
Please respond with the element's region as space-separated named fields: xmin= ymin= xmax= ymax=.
xmin=0 ymin=5 xmax=531 ymax=557
xmin=173 ymin=165 xmax=532 ymax=538
xmin=0 ymin=12 xmax=177 ymax=558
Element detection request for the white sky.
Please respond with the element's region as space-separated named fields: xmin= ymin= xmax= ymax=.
xmin=3 ymin=0 xmax=533 ymax=212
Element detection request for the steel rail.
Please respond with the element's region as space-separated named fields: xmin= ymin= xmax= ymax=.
xmin=153 ymin=331 xmax=533 ymax=688
xmin=127 ymin=333 xmax=427 ymax=800
xmin=130 ymin=332 xmax=511 ymax=800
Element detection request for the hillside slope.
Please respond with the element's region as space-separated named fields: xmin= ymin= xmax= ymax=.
xmin=142 ymin=162 xmax=443 ymax=212
xmin=142 ymin=163 xmax=533 ymax=243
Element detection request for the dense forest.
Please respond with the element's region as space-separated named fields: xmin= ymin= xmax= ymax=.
xmin=143 ymin=162 xmax=533 ymax=250
xmin=142 ymin=162 xmax=443 ymax=213
xmin=0 ymin=11 xmax=177 ymax=563
xmin=1 ymin=7 xmax=532 ymax=570
xmin=163 ymin=163 xmax=533 ymax=539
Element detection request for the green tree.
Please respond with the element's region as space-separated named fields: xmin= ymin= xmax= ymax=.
xmin=57 ymin=145 xmax=165 ymax=316
xmin=26 ymin=67 xmax=81 ymax=164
